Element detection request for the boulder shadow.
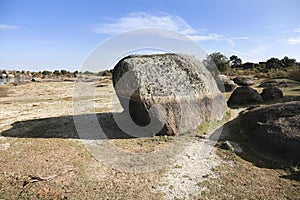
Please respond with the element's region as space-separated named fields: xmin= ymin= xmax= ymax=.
xmin=0 ymin=112 xmax=134 ymax=139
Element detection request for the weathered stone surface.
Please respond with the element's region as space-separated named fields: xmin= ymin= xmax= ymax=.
xmin=217 ymin=74 xmax=238 ymax=92
xmin=112 ymin=53 xmax=227 ymax=136
xmin=227 ymin=86 xmax=263 ymax=107
xmin=238 ymin=102 xmax=300 ymax=162
xmin=233 ymin=76 xmax=254 ymax=86
xmin=261 ymin=87 xmax=283 ymax=101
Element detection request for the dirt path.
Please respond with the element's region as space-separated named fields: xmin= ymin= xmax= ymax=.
xmin=157 ymin=109 xmax=242 ymax=199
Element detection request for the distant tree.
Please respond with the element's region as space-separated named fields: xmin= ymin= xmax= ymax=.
xmin=42 ymin=70 xmax=51 ymax=75
xmin=83 ymin=71 xmax=94 ymax=75
xmin=206 ymin=52 xmax=230 ymax=73
xmin=281 ymin=56 xmax=296 ymax=68
xmin=229 ymin=55 xmax=242 ymax=67
xmin=98 ymin=69 xmax=113 ymax=76
xmin=60 ymin=69 xmax=68 ymax=75
xmin=53 ymin=70 xmax=61 ymax=76
xmin=266 ymin=57 xmax=282 ymax=69
xmin=73 ymin=70 xmax=79 ymax=74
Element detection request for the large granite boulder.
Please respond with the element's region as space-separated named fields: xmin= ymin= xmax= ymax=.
xmin=261 ymin=87 xmax=283 ymax=101
xmin=112 ymin=53 xmax=227 ymax=136
xmin=227 ymin=86 xmax=263 ymax=107
xmin=238 ymin=102 xmax=300 ymax=162
xmin=233 ymin=76 xmax=254 ymax=86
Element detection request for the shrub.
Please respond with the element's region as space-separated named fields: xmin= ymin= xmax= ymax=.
xmin=289 ymin=68 xmax=300 ymax=81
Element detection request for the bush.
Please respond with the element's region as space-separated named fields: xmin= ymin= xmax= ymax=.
xmin=289 ymin=68 xmax=300 ymax=81
xmin=99 ymin=70 xmax=113 ymax=77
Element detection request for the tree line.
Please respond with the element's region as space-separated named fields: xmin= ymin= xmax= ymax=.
xmin=206 ymin=52 xmax=299 ymax=73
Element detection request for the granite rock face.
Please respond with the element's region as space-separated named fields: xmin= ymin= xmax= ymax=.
xmin=112 ymin=53 xmax=227 ymax=136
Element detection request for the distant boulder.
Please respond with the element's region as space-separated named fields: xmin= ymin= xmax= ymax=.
xmin=258 ymin=78 xmax=297 ymax=88
xmin=7 ymin=74 xmax=14 ymax=79
xmin=113 ymin=53 xmax=227 ymax=136
xmin=233 ymin=76 xmax=254 ymax=86
xmin=238 ymin=102 xmax=300 ymax=162
xmin=261 ymin=87 xmax=283 ymax=101
xmin=0 ymin=74 xmax=7 ymax=79
xmin=227 ymin=86 xmax=263 ymax=107
xmin=217 ymin=74 xmax=238 ymax=92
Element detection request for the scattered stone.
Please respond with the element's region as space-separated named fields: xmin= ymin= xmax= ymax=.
xmin=113 ymin=53 xmax=227 ymax=136
xmin=0 ymin=73 xmax=7 ymax=79
xmin=0 ymin=143 xmax=10 ymax=150
xmin=227 ymin=86 xmax=263 ymax=107
xmin=261 ymin=87 xmax=283 ymax=101
xmin=233 ymin=76 xmax=254 ymax=86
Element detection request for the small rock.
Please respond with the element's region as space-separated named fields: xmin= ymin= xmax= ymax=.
xmin=0 ymin=143 xmax=10 ymax=150
xmin=233 ymin=76 xmax=254 ymax=86
xmin=220 ymin=141 xmax=242 ymax=153
xmin=217 ymin=75 xmax=238 ymax=92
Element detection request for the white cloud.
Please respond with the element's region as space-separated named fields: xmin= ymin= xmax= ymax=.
xmin=232 ymin=36 xmax=251 ymax=40
xmin=288 ymin=36 xmax=300 ymax=44
xmin=187 ymin=34 xmax=224 ymax=42
xmin=294 ymin=28 xmax=300 ymax=33
xmin=0 ymin=24 xmax=19 ymax=30
xmin=93 ymin=12 xmax=197 ymax=35
xmin=92 ymin=12 xmax=250 ymax=44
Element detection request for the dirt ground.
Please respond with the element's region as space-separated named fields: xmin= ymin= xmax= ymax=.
xmin=0 ymin=78 xmax=299 ymax=199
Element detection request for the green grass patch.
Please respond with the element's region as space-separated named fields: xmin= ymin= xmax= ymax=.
xmin=281 ymin=85 xmax=300 ymax=96
xmin=195 ymin=109 xmax=232 ymax=137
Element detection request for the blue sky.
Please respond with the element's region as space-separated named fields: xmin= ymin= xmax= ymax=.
xmin=0 ymin=0 xmax=299 ymax=71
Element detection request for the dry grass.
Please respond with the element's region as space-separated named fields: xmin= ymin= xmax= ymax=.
xmin=1 ymin=79 xmax=299 ymax=199
xmin=112 ymin=136 xmax=173 ymax=153
xmin=0 ymin=138 xmax=164 ymax=199
xmin=194 ymin=114 xmax=300 ymax=200
xmin=0 ymin=86 xmax=9 ymax=97
xmin=196 ymin=148 xmax=300 ymax=199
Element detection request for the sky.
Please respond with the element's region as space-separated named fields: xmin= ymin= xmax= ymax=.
xmin=0 ymin=0 xmax=300 ymax=71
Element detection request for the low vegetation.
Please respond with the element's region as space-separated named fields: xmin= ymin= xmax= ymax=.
xmin=195 ymin=109 xmax=231 ymax=137
xmin=206 ymin=52 xmax=299 ymax=80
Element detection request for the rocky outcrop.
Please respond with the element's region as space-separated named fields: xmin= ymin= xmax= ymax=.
xmin=227 ymin=86 xmax=263 ymax=107
xmin=112 ymin=53 xmax=227 ymax=136
xmin=261 ymin=87 xmax=283 ymax=101
xmin=238 ymin=102 xmax=300 ymax=162
xmin=233 ymin=76 xmax=254 ymax=86
xmin=258 ymin=78 xmax=297 ymax=88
